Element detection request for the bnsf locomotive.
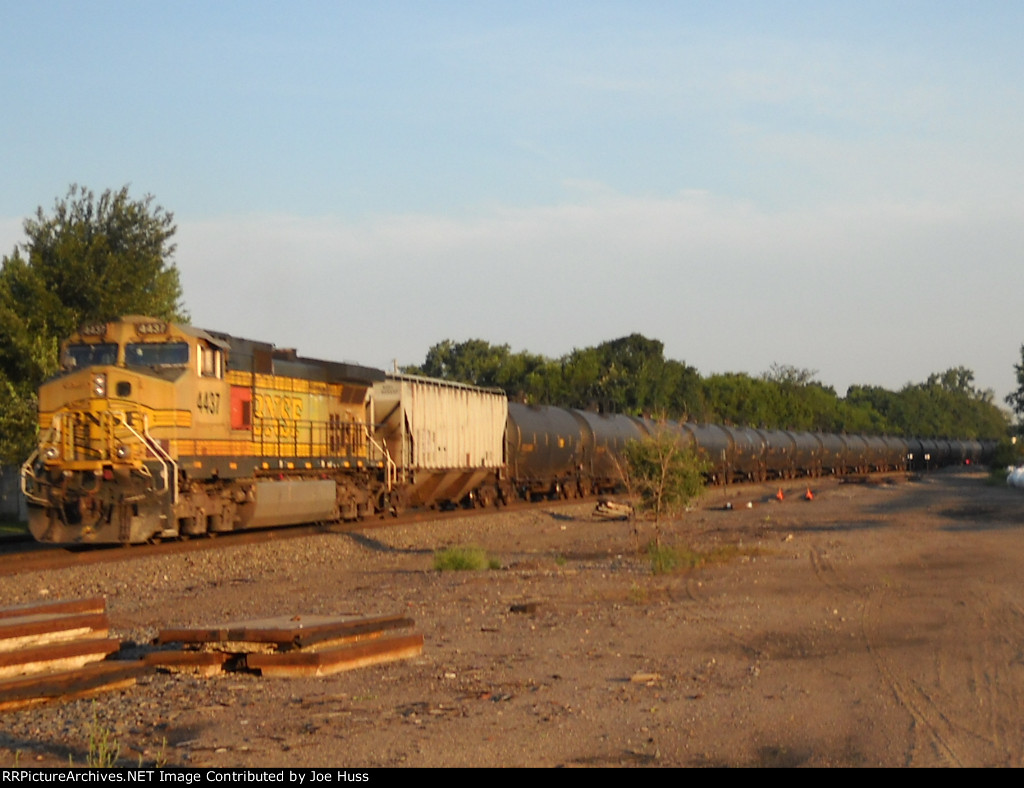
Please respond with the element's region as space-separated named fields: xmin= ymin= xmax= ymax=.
xmin=21 ymin=316 xmax=995 ymax=544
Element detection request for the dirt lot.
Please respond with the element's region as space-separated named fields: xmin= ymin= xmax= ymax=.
xmin=2 ymin=467 xmax=1023 ymax=768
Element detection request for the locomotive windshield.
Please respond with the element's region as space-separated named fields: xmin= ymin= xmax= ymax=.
xmin=64 ymin=343 xmax=118 ymax=368
xmin=125 ymin=341 xmax=190 ymax=368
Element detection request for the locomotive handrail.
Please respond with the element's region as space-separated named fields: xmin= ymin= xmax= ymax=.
xmin=111 ymin=410 xmax=179 ymax=505
xmin=20 ymin=448 xmax=48 ymax=505
xmin=366 ymin=429 xmax=397 ymax=491
xmin=251 ymin=416 xmax=387 ymax=475
xmin=20 ymin=415 xmax=64 ymax=505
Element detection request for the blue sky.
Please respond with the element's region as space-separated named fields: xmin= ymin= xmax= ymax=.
xmin=3 ymin=2 xmax=1023 ymax=406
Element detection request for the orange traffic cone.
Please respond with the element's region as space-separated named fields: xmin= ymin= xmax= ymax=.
xmin=775 ymin=488 xmax=785 ymax=501
xmin=804 ymin=488 xmax=814 ymax=501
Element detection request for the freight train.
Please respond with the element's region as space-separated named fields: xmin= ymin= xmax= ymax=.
xmin=20 ymin=316 xmax=996 ymax=544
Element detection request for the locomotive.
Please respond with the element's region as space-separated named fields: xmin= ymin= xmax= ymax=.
xmin=20 ymin=316 xmax=995 ymax=545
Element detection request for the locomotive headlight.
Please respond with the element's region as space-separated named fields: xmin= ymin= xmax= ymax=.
xmin=115 ymin=444 xmax=130 ymax=460
xmin=92 ymin=373 xmax=107 ymax=398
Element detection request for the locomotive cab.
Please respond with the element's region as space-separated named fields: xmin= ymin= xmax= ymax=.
xmin=23 ymin=316 xmax=227 ymax=544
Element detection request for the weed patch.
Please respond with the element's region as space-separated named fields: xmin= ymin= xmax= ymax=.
xmin=646 ymin=541 xmax=761 ymax=575
xmin=80 ymin=706 xmax=119 ymax=768
xmin=433 ymin=546 xmax=500 ymax=571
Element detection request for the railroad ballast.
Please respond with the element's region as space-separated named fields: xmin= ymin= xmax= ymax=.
xmin=21 ymin=316 xmax=995 ymax=544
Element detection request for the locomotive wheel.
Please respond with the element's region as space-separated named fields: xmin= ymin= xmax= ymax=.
xmin=389 ymin=489 xmax=408 ymax=517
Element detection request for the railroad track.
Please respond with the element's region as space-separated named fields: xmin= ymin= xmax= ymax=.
xmin=0 ymin=496 xmax=579 ymax=576
xmin=0 ymin=471 xmax=915 ymax=576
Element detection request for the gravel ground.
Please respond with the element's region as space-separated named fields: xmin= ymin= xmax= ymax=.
xmin=2 ymin=468 xmax=1024 ymax=768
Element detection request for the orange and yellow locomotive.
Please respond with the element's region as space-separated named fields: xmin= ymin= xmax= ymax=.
xmin=21 ymin=316 xmax=393 ymax=543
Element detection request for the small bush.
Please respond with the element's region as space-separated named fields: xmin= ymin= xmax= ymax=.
xmin=628 ymin=583 xmax=649 ymax=604
xmin=646 ymin=541 xmax=754 ymax=574
xmin=647 ymin=542 xmax=692 ymax=574
xmin=433 ymin=546 xmax=498 ymax=571
xmin=85 ymin=707 xmax=119 ymax=768
xmin=990 ymin=438 xmax=1022 ymax=470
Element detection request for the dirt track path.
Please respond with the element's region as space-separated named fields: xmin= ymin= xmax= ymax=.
xmin=2 ymin=468 xmax=1024 ymax=767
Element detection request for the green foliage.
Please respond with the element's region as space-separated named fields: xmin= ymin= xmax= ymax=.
xmin=702 ymin=366 xmax=1007 ymax=440
xmin=0 ymin=185 xmax=185 ymax=464
xmin=84 ymin=706 xmax=120 ymax=768
xmin=989 ymin=437 xmax=1022 ymax=470
xmin=432 ymin=545 xmax=499 ymax=571
xmin=888 ymin=370 xmax=1007 ymax=439
xmin=647 ymin=541 xmax=685 ymax=574
xmin=620 ymin=426 xmax=708 ymax=526
xmin=407 ymin=337 xmax=1008 ymax=443
xmin=1007 ymin=345 xmax=1024 ymax=424
xmin=19 ymin=185 xmax=185 ymax=335
xmin=407 ymin=332 xmax=702 ymax=418
xmin=0 ymin=377 xmax=44 ymax=466
xmin=645 ymin=541 xmax=755 ymax=575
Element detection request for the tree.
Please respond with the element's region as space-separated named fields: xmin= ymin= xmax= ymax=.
xmin=18 ymin=185 xmax=185 ymax=335
xmin=761 ymin=363 xmax=819 ymax=387
xmin=618 ymin=424 xmax=708 ymax=547
xmin=1007 ymin=346 xmax=1024 ymax=424
xmin=0 ymin=185 xmax=186 ymax=463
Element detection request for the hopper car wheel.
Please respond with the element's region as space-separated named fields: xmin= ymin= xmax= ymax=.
xmin=476 ymin=486 xmax=497 ymax=508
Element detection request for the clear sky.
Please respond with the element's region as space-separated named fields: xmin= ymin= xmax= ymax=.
xmin=3 ymin=2 xmax=1023 ymax=405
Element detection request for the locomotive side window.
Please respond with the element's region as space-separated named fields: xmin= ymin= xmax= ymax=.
xmin=125 ymin=342 xmax=189 ymax=367
xmin=64 ymin=343 xmax=118 ymax=368
xmin=199 ymin=345 xmax=223 ymax=378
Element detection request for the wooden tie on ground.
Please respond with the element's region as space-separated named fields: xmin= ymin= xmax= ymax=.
xmin=152 ymin=614 xmax=424 ymax=677
xmin=0 ymin=597 xmax=146 ymax=711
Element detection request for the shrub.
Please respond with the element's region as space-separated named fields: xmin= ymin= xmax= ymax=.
xmin=432 ymin=546 xmax=499 ymax=571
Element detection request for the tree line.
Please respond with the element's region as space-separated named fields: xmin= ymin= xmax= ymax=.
xmin=0 ymin=185 xmax=1019 ymax=468
xmin=0 ymin=185 xmax=184 ymax=463
xmin=405 ymin=336 xmax=1011 ymax=441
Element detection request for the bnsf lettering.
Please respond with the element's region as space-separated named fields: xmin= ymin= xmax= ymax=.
xmin=253 ymin=394 xmax=305 ymax=441
xmin=253 ymin=394 xmax=304 ymax=422
xmin=197 ymin=391 xmax=221 ymax=415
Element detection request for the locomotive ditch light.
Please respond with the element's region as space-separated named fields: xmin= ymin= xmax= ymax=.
xmin=92 ymin=373 xmax=107 ymax=397
xmin=115 ymin=443 xmax=130 ymax=460
xmin=43 ymin=445 xmax=60 ymax=461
